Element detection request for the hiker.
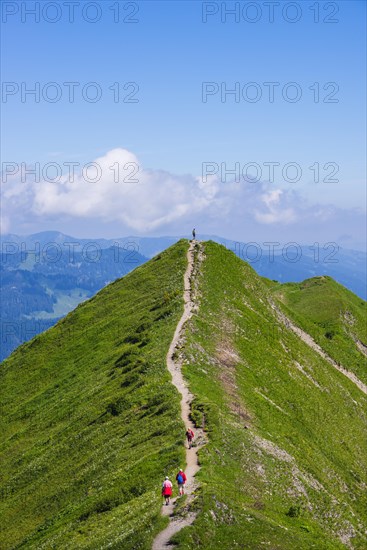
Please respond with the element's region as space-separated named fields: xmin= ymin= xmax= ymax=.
xmin=192 ymin=228 xmax=196 ymax=240
xmin=176 ymin=469 xmax=187 ymax=496
xmin=162 ymin=476 xmax=173 ymax=506
xmin=186 ymin=427 xmax=194 ymax=449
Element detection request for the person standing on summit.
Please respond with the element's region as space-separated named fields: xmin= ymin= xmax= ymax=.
xmin=192 ymin=228 xmax=196 ymax=240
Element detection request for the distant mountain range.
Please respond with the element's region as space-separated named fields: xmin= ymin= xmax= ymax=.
xmin=0 ymin=232 xmax=149 ymax=360
xmin=1 ymin=231 xmax=366 ymax=360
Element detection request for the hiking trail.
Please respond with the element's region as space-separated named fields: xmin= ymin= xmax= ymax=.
xmin=152 ymin=240 xmax=205 ymax=550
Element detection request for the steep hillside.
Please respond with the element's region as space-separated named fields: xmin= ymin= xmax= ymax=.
xmin=0 ymin=241 xmax=187 ymax=549
xmin=270 ymin=277 xmax=367 ymax=385
xmin=174 ymin=242 xmax=367 ymax=549
xmin=1 ymin=240 xmax=366 ymax=550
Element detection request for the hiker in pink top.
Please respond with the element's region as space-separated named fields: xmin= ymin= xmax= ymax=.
xmin=176 ymin=469 xmax=187 ymax=496
xmin=162 ymin=476 xmax=173 ymax=505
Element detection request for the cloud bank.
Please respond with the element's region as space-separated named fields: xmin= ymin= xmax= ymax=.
xmin=1 ymin=148 xmax=365 ymax=248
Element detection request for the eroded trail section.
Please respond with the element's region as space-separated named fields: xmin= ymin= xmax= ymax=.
xmin=271 ymin=301 xmax=367 ymax=396
xmin=152 ymin=241 xmax=205 ymax=550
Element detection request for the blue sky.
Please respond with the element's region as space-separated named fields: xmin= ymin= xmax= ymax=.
xmin=1 ymin=1 xmax=366 ymax=248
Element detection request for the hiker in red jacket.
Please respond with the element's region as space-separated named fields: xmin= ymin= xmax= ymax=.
xmin=162 ymin=476 xmax=173 ymax=505
xmin=186 ymin=427 xmax=194 ymax=449
xmin=176 ymin=469 xmax=187 ymax=496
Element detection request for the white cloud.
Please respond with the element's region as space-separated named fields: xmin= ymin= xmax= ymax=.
xmin=0 ymin=215 xmax=10 ymax=234
xmin=1 ymin=148 xmax=365 ymax=248
xmin=255 ymin=190 xmax=297 ymax=224
xmin=26 ymin=148 xmax=223 ymax=232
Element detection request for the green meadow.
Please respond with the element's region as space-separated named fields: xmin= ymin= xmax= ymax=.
xmin=175 ymin=241 xmax=367 ymax=549
xmin=0 ymin=241 xmax=188 ymax=549
xmin=1 ymin=240 xmax=366 ymax=549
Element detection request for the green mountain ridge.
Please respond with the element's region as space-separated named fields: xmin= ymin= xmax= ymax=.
xmin=1 ymin=241 xmax=366 ymax=549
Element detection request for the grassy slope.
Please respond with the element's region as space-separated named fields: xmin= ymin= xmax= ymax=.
xmin=0 ymin=241 xmax=188 ymax=550
xmin=2 ymin=240 xmax=366 ymax=550
xmin=174 ymin=242 xmax=367 ymax=549
xmin=270 ymin=277 xmax=367 ymax=385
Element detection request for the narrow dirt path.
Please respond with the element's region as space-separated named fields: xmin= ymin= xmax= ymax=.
xmin=152 ymin=240 xmax=205 ymax=550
